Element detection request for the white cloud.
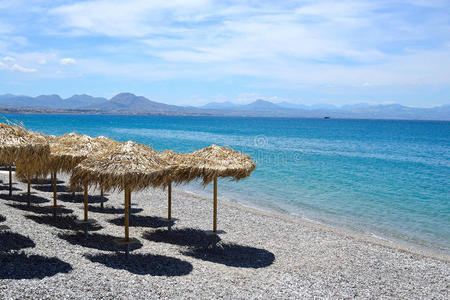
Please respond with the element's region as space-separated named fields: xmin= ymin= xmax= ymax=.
xmin=49 ymin=0 xmax=209 ymax=37
xmin=60 ymin=57 xmax=76 ymax=65
xmin=10 ymin=63 xmax=36 ymax=72
xmin=37 ymin=59 xmax=47 ymax=64
xmin=3 ymin=56 xmax=15 ymax=62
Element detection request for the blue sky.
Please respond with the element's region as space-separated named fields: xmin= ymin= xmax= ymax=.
xmin=0 ymin=0 xmax=449 ymax=107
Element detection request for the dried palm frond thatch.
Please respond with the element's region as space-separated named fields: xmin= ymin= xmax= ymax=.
xmin=0 ymin=123 xmax=50 ymax=166
xmin=70 ymin=141 xmax=175 ymax=192
xmin=159 ymin=150 xmax=202 ymax=185
xmin=0 ymin=122 xmax=50 ymax=196
xmin=182 ymin=144 xmax=255 ymax=185
xmin=48 ymin=133 xmax=119 ymax=174
xmin=14 ymin=132 xmax=55 ymax=180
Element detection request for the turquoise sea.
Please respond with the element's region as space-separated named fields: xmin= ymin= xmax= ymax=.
xmin=3 ymin=114 xmax=449 ymax=254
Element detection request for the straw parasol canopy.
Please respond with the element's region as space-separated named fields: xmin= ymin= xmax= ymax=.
xmin=0 ymin=122 xmax=50 ymax=196
xmin=159 ymin=150 xmax=202 ymax=185
xmin=14 ymin=132 xmax=55 ymax=180
xmin=48 ymin=133 xmax=118 ymax=174
xmin=70 ymin=141 xmax=174 ymax=192
xmin=16 ymin=133 xmax=116 ymax=179
xmin=0 ymin=123 xmax=50 ymax=167
xmin=182 ymin=144 xmax=255 ymax=185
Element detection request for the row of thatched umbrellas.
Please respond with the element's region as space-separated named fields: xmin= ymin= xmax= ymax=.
xmin=0 ymin=122 xmax=255 ymax=248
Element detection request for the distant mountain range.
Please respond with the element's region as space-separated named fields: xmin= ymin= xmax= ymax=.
xmin=0 ymin=92 xmax=448 ymax=120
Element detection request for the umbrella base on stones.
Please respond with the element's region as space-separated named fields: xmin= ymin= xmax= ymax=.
xmin=204 ymin=228 xmax=225 ymax=250
xmin=204 ymin=229 xmax=226 ymax=235
xmin=19 ymin=191 xmax=38 ymax=206
xmin=43 ymin=204 xmax=66 ymax=218
xmin=113 ymin=238 xmax=140 ymax=259
xmin=75 ymin=219 xmax=96 ymax=239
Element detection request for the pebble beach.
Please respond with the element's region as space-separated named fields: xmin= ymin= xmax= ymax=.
xmin=0 ymin=170 xmax=449 ymax=299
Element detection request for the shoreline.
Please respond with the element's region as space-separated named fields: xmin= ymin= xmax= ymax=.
xmin=178 ymin=187 xmax=450 ymax=263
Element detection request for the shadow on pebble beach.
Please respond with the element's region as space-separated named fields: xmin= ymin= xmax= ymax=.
xmin=33 ymin=184 xmax=69 ymax=193
xmin=58 ymin=193 xmax=107 ymax=204
xmin=182 ymin=243 xmax=275 ymax=269
xmin=88 ymin=205 xmax=143 ymax=215
xmin=85 ymin=253 xmax=193 ymax=276
xmin=25 ymin=215 xmax=103 ymax=231
xmin=143 ymin=228 xmax=221 ymax=248
xmin=27 ymin=178 xmax=64 ymax=185
xmin=58 ymin=232 xmax=143 ymax=252
xmin=108 ymin=215 xmax=174 ymax=228
xmin=0 ymin=252 xmax=72 ymax=279
xmin=0 ymin=185 xmax=20 ymax=192
xmin=6 ymin=203 xmax=73 ymax=215
xmin=0 ymin=231 xmax=36 ymax=252
xmin=0 ymin=194 xmax=50 ymax=204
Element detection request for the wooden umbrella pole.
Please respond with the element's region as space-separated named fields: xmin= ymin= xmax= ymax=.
xmin=53 ymin=171 xmax=57 ymax=207
xmin=8 ymin=164 xmax=12 ymax=196
xmin=100 ymin=184 xmax=104 ymax=209
xmin=213 ymin=177 xmax=217 ymax=233
xmin=124 ymin=188 xmax=130 ymax=242
xmin=83 ymin=183 xmax=88 ymax=221
xmin=27 ymin=173 xmax=31 ymax=206
xmin=128 ymin=188 xmax=132 ymax=222
xmin=168 ymin=181 xmax=172 ymax=220
xmin=27 ymin=174 xmax=31 ymax=195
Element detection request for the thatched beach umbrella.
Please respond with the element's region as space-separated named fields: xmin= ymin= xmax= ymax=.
xmin=70 ymin=141 xmax=175 ymax=252
xmin=181 ymin=145 xmax=255 ymax=233
xmin=14 ymin=132 xmax=54 ymax=205
xmin=45 ymin=133 xmax=117 ymax=213
xmin=0 ymin=123 xmax=50 ymax=197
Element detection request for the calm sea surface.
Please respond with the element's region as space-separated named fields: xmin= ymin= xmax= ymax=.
xmin=3 ymin=114 xmax=449 ymax=253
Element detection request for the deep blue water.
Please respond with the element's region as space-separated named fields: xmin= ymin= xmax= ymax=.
xmin=3 ymin=114 xmax=449 ymax=253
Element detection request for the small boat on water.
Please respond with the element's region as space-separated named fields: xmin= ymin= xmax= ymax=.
xmin=324 ymin=116 xmax=330 ymax=119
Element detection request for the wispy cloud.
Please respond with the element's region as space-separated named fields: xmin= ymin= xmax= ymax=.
xmin=3 ymin=56 xmax=15 ymax=62
xmin=10 ymin=63 xmax=36 ymax=72
xmin=60 ymin=57 xmax=76 ymax=65
xmin=0 ymin=0 xmax=449 ymax=106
